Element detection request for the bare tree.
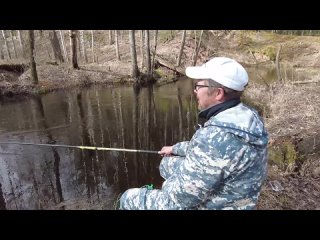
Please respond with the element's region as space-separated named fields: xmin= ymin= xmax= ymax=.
xmin=91 ymin=30 xmax=95 ymax=63
xmin=140 ymin=30 xmax=145 ymax=69
xmin=145 ymin=30 xmax=151 ymax=79
xmin=80 ymin=30 xmax=88 ymax=63
xmin=151 ymin=30 xmax=158 ymax=74
xmin=115 ymin=30 xmax=120 ymax=60
xmin=276 ymin=44 xmax=282 ymax=83
xmin=129 ymin=30 xmax=140 ymax=79
xmin=39 ymin=30 xmax=51 ymax=61
xmin=108 ymin=30 xmax=114 ymax=45
xmin=1 ymin=30 xmax=11 ymax=59
xmin=176 ymin=30 xmax=186 ymax=66
xmin=192 ymin=30 xmax=203 ymax=66
xmin=0 ymin=36 xmax=4 ymax=59
xmin=9 ymin=30 xmax=17 ymax=58
xmin=28 ymin=30 xmax=38 ymax=85
xmin=71 ymin=30 xmax=79 ymax=69
xmin=0 ymin=47 xmax=3 ymax=59
xmin=49 ymin=30 xmax=64 ymax=63
xmin=0 ymin=183 xmax=6 ymax=210
xmin=59 ymin=30 xmax=68 ymax=62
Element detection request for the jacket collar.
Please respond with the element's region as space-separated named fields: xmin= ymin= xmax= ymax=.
xmin=198 ymin=98 xmax=241 ymax=121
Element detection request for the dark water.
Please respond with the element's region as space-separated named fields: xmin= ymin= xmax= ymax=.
xmin=0 ymin=77 xmax=198 ymax=209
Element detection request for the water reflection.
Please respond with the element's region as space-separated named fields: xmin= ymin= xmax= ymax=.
xmin=0 ymin=77 xmax=198 ymax=209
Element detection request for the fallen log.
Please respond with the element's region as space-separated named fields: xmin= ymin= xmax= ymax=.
xmin=291 ymin=79 xmax=320 ymax=85
xmin=155 ymin=57 xmax=186 ymax=76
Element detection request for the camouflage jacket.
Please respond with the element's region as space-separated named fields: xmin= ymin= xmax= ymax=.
xmin=120 ymin=103 xmax=268 ymax=210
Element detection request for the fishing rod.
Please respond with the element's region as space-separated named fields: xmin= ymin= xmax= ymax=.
xmin=0 ymin=142 xmax=160 ymax=154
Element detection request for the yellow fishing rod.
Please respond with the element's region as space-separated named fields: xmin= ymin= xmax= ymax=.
xmin=0 ymin=142 xmax=160 ymax=154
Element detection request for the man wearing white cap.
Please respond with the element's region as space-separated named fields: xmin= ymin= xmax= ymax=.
xmin=120 ymin=57 xmax=269 ymax=210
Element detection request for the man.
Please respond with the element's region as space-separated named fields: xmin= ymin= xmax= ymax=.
xmin=119 ymin=57 xmax=268 ymax=210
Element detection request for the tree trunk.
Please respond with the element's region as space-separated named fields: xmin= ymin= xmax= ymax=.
xmin=0 ymin=47 xmax=4 ymax=59
xmin=28 ymin=30 xmax=38 ymax=85
xmin=276 ymin=44 xmax=282 ymax=83
xmin=59 ymin=30 xmax=68 ymax=62
xmin=2 ymin=30 xmax=11 ymax=59
xmin=176 ymin=30 xmax=186 ymax=66
xmin=9 ymin=30 xmax=17 ymax=58
xmin=0 ymin=183 xmax=6 ymax=210
xmin=80 ymin=30 xmax=88 ymax=63
xmin=192 ymin=30 xmax=203 ymax=66
xmin=108 ymin=30 xmax=113 ymax=45
xmin=91 ymin=30 xmax=95 ymax=63
xmin=17 ymin=30 xmax=25 ymax=57
xmin=39 ymin=30 xmax=51 ymax=61
xmin=49 ymin=30 xmax=64 ymax=63
xmin=0 ymin=36 xmax=4 ymax=59
xmin=69 ymin=30 xmax=73 ymax=59
xmin=115 ymin=30 xmax=120 ymax=60
xmin=129 ymin=30 xmax=140 ymax=79
xmin=145 ymin=30 xmax=151 ymax=79
xmin=71 ymin=30 xmax=79 ymax=69
xmin=151 ymin=30 xmax=158 ymax=74
xmin=140 ymin=30 xmax=145 ymax=69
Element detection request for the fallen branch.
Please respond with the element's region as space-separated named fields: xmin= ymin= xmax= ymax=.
xmin=291 ymin=80 xmax=320 ymax=85
xmin=155 ymin=57 xmax=186 ymax=76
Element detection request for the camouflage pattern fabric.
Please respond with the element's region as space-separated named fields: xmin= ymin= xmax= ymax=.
xmin=119 ymin=103 xmax=268 ymax=210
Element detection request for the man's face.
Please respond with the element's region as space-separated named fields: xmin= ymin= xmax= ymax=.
xmin=193 ymin=80 xmax=217 ymax=110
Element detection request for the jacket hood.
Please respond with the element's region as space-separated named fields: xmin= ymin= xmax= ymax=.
xmin=205 ymin=103 xmax=268 ymax=146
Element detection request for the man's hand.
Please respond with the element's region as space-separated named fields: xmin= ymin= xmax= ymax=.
xmin=158 ymin=146 xmax=173 ymax=156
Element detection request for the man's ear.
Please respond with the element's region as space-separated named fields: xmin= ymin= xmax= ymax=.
xmin=215 ymin=88 xmax=225 ymax=101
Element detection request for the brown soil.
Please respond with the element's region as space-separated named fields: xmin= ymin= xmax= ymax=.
xmin=1 ymin=30 xmax=320 ymax=209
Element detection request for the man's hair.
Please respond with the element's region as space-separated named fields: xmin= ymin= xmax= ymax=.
xmin=206 ymin=79 xmax=243 ymax=100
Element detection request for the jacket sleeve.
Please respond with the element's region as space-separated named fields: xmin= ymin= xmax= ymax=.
xmin=172 ymin=141 xmax=189 ymax=156
xmin=120 ymin=127 xmax=236 ymax=210
xmin=159 ymin=156 xmax=184 ymax=180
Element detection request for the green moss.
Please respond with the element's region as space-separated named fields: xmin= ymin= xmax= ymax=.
xmin=237 ymin=31 xmax=253 ymax=49
xmin=262 ymin=46 xmax=276 ymax=61
xmin=268 ymin=142 xmax=298 ymax=171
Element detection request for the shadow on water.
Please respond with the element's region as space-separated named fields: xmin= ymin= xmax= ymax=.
xmin=0 ymin=76 xmax=198 ymax=209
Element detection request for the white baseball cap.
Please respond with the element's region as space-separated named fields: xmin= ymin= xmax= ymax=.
xmin=185 ymin=57 xmax=248 ymax=91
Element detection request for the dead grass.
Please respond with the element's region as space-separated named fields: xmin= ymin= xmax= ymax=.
xmin=246 ymin=83 xmax=320 ymax=139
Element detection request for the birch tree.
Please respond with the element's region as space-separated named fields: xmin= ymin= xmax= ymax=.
xmin=1 ymin=30 xmax=11 ymax=59
xmin=59 ymin=30 xmax=68 ymax=62
xmin=17 ymin=30 xmax=25 ymax=57
xmin=80 ymin=30 xmax=88 ymax=63
xmin=115 ymin=30 xmax=120 ymax=60
xmin=91 ymin=30 xmax=95 ymax=63
xmin=28 ymin=30 xmax=38 ymax=85
xmin=9 ymin=30 xmax=17 ymax=58
xmin=129 ymin=30 xmax=140 ymax=79
xmin=140 ymin=30 xmax=144 ymax=68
